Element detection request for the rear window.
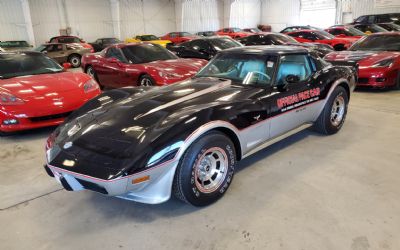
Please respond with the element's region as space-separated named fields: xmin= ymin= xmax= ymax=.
xmin=121 ymin=44 xmax=177 ymax=63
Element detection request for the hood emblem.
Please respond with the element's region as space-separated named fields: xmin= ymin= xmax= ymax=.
xmin=63 ymin=141 xmax=73 ymax=149
xmin=254 ymin=115 xmax=261 ymax=121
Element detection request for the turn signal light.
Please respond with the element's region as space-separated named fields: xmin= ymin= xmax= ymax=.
xmin=132 ymin=175 xmax=150 ymax=184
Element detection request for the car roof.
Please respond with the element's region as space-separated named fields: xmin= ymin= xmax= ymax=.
xmin=220 ymin=45 xmax=309 ymax=55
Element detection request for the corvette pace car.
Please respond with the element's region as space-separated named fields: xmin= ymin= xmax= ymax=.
xmin=44 ymin=46 xmax=356 ymax=206
xmin=81 ymin=43 xmax=207 ymax=88
xmin=325 ymin=32 xmax=400 ymax=89
xmin=0 ymin=51 xmax=100 ymax=134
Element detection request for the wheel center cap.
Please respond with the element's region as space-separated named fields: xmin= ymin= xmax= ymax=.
xmin=205 ymin=166 xmax=210 ymax=172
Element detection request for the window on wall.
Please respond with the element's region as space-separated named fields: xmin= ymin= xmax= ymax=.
xmin=299 ymin=0 xmax=336 ymax=28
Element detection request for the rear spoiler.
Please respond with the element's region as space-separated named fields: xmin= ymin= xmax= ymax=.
xmin=326 ymin=60 xmax=358 ymax=80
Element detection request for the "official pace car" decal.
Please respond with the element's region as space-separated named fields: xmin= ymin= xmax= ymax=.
xmin=277 ymin=87 xmax=321 ymax=112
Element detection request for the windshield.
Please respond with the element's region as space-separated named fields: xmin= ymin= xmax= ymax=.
xmin=270 ymin=34 xmax=298 ymax=44
xmin=345 ymin=27 xmax=366 ymax=36
xmin=103 ymin=38 xmax=120 ymax=44
xmin=196 ymin=53 xmax=276 ymax=86
xmin=0 ymin=41 xmax=30 ymax=48
xmin=57 ymin=37 xmax=81 ymax=43
xmin=121 ymin=44 xmax=177 ymax=63
xmin=139 ymin=35 xmax=159 ymax=41
xmin=210 ymin=38 xmax=242 ymax=50
xmin=33 ymin=45 xmax=46 ymax=52
xmin=0 ymin=53 xmax=63 ymax=79
xmin=179 ymin=32 xmax=193 ymax=37
xmin=314 ymin=30 xmax=335 ymax=39
xmin=350 ymin=34 xmax=400 ymax=51
xmin=232 ymin=28 xmax=242 ymax=32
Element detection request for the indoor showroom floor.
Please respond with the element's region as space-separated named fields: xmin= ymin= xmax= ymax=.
xmin=0 ymin=70 xmax=399 ymax=250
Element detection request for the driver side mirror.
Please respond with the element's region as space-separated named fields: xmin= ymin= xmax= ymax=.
xmin=285 ymin=74 xmax=300 ymax=84
xmin=63 ymin=62 xmax=72 ymax=70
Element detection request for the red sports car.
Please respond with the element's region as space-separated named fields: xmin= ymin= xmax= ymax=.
xmin=286 ymin=30 xmax=360 ymax=51
xmin=160 ymin=32 xmax=197 ymax=44
xmin=216 ymin=28 xmax=252 ymax=39
xmin=0 ymin=52 xmax=101 ymax=134
xmin=325 ymin=32 xmax=400 ymax=89
xmin=325 ymin=25 xmax=365 ymax=39
xmin=49 ymin=36 xmax=94 ymax=52
xmin=81 ymin=43 xmax=208 ymax=88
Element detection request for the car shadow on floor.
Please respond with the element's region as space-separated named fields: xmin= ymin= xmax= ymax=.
xmin=1 ymin=126 xmax=56 ymax=142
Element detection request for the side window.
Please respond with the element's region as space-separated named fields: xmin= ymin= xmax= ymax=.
xmin=47 ymin=44 xmax=63 ymax=52
xmin=355 ymin=25 xmax=366 ymax=32
xmin=49 ymin=38 xmax=57 ymax=43
xmin=329 ymin=29 xmax=343 ymax=36
xmin=276 ymin=54 xmax=313 ymax=85
xmin=105 ymin=47 xmax=125 ymax=62
xmin=223 ymin=28 xmax=229 ymax=32
xmin=190 ymin=40 xmax=205 ymax=50
xmin=170 ymin=33 xmax=177 ymax=38
xmin=355 ymin=16 xmax=367 ymax=23
xmin=367 ymin=15 xmax=375 ymax=23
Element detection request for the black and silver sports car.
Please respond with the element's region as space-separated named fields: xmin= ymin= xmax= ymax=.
xmin=44 ymin=46 xmax=356 ymax=206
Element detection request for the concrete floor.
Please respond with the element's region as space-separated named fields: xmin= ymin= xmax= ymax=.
xmin=1 ymin=88 xmax=399 ymax=250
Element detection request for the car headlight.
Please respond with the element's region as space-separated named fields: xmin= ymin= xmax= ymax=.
xmin=0 ymin=92 xmax=24 ymax=105
xmin=158 ymin=71 xmax=182 ymax=78
xmin=372 ymin=58 xmax=394 ymax=68
xmin=83 ymin=79 xmax=99 ymax=93
xmin=147 ymin=141 xmax=183 ymax=167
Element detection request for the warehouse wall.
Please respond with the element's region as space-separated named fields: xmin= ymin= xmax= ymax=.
xmin=180 ymin=0 xmax=222 ymax=33
xmin=339 ymin=0 xmax=400 ymax=24
xmin=120 ymin=0 xmax=176 ymax=39
xmin=229 ymin=0 xmax=261 ymax=28
xmin=0 ymin=0 xmax=28 ymax=41
xmin=261 ymin=0 xmax=300 ymax=32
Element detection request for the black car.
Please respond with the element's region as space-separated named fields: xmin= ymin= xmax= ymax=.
xmin=89 ymin=37 xmax=121 ymax=52
xmin=376 ymin=23 xmax=400 ymax=31
xmin=280 ymin=25 xmax=322 ymax=33
xmin=238 ymin=33 xmax=334 ymax=58
xmin=44 ymin=46 xmax=356 ymax=206
xmin=0 ymin=40 xmax=32 ymax=51
xmin=353 ymin=24 xmax=388 ymax=34
xmin=196 ymin=31 xmax=217 ymax=37
xmin=168 ymin=36 xmax=242 ymax=60
xmin=353 ymin=13 xmax=400 ymax=25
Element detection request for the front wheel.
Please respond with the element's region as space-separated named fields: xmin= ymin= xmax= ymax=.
xmin=173 ymin=132 xmax=236 ymax=206
xmin=68 ymin=54 xmax=81 ymax=68
xmin=138 ymin=74 xmax=155 ymax=86
xmin=314 ymin=86 xmax=348 ymax=135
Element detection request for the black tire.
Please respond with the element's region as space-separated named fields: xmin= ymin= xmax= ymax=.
xmin=314 ymin=86 xmax=349 ymax=135
xmin=68 ymin=54 xmax=81 ymax=68
xmin=173 ymin=131 xmax=236 ymax=206
xmin=138 ymin=74 xmax=155 ymax=86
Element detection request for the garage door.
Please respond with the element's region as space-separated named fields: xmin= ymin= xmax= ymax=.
xmin=300 ymin=0 xmax=336 ymax=28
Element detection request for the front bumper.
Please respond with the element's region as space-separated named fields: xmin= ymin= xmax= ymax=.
xmin=45 ymin=158 xmax=179 ymax=204
xmin=356 ymin=67 xmax=397 ymax=88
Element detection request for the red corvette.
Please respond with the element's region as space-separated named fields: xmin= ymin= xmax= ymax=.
xmin=286 ymin=30 xmax=360 ymax=51
xmin=160 ymin=32 xmax=197 ymax=44
xmin=216 ymin=28 xmax=252 ymax=39
xmin=81 ymin=43 xmax=208 ymax=88
xmin=325 ymin=32 xmax=400 ymax=89
xmin=0 ymin=52 xmax=101 ymax=134
xmin=325 ymin=25 xmax=365 ymax=39
xmin=49 ymin=36 xmax=94 ymax=52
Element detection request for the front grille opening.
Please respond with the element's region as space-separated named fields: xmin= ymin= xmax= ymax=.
xmin=29 ymin=112 xmax=72 ymax=122
xmin=76 ymin=178 xmax=108 ymax=194
xmin=357 ymin=78 xmax=369 ymax=84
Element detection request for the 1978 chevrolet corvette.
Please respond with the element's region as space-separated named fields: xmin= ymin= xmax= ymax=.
xmin=44 ymin=46 xmax=356 ymax=206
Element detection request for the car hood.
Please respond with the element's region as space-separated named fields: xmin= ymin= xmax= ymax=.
xmin=142 ymin=58 xmax=207 ymax=74
xmin=324 ymin=50 xmax=400 ymax=66
xmin=0 ymin=72 xmax=90 ymax=99
xmin=51 ymin=78 xmax=261 ymax=177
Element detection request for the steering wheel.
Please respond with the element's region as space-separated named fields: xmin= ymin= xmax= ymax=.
xmin=251 ymin=71 xmax=271 ymax=81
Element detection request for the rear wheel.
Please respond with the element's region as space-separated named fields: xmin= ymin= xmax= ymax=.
xmin=314 ymin=86 xmax=348 ymax=135
xmin=68 ymin=54 xmax=81 ymax=68
xmin=173 ymin=132 xmax=236 ymax=206
xmin=139 ymin=74 xmax=155 ymax=86
xmin=333 ymin=44 xmax=346 ymax=51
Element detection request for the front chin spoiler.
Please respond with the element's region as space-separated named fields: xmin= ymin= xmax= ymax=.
xmin=46 ymin=159 xmax=179 ymax=204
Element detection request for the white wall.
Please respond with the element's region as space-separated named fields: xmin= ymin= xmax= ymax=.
xmin=120 ymin=0 xmax=176 ymax=39
xmin=0 ymin=0 xmax=28 ymax=41
xmin=340 ymin=0 xmax=400 ymax=24
xmin=229 ymin=0 xmax=261 ymax=28
xmin=261 ymin=0 xmax=301 ymax=32
xmin=180 ymin=0 xmax=222 ymax=33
